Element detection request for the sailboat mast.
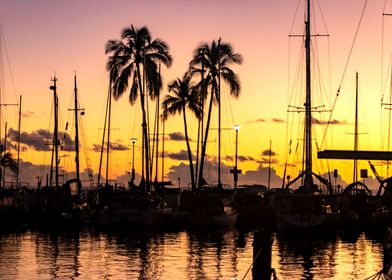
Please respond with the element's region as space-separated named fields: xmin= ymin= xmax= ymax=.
xmin=105 ymin=86 xmax=112 ymax=186
xmin=354 ymin=72 xmax=359 ymax=182
xmin=49 ymin=76 xmax=59 ymax=188
xmin=304 ymin=0 xmax=313 ymax=188
xmin=218 ymin=37 xmax=222 ymax=189
xmin=155 ymin=63 xmax=161 ymax=182
xmin=161 ymin=117 xmax=165 ymax=182
xmin=97 ymin=85 xmax=110 ymax=186
xmin=74 ymin=75 xmax=80 ymax=181
xmin=16 ymin=95 xmax=21 ymax=187
xmin=2 ymin=122 xmax=6 ymax=188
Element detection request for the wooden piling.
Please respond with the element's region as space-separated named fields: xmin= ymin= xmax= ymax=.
xmin=252 ymin=229 xmax=273 ymax=280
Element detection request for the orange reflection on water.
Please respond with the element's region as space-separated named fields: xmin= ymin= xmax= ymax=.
xmin=0 ymin=228 xmax=385 ymax=279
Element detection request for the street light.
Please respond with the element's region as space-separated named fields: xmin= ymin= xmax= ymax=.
xmin=230 ymin=125 xmax=241 ymax=189
xmin=131 ymin=138 xmax=137 ymax=185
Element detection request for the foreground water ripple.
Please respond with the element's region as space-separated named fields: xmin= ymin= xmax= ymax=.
xmin=0 ymin=227 xmax=385 ymax=279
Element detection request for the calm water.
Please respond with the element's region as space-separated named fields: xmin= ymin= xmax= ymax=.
xmin=0 ymin=227 xmax=385 ymax=280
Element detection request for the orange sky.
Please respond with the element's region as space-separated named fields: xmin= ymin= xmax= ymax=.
xmin=0 ymin=0 xmax=392 ymax=189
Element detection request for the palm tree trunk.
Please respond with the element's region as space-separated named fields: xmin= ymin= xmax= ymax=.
xmin=137 ymin=64 xmax=150 ymax=190
xmin=183 ymin=107 xmax=195 ymax=191
xmin=195 ymin=118 xmax=200 ymax=186
xmin=198 ymin=86 xmax=215 ymax=188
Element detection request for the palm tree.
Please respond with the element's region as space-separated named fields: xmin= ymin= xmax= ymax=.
xmin=189 ymin=40 xmax=242 ymax=188
xmin=0 ymin=144 xmax=17 ymax=188
xmin=105 ymin=25 xmax=172 ymax=189
xmin=162 ymin=74 xmax=201 ymax=192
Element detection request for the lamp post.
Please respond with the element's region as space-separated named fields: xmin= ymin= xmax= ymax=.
xmin=131 ymin=138 xmax=137 ymax=185
xmin=231 ymin=124 xmax=241 ymax=189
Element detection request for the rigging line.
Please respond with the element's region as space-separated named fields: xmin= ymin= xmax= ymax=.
xmin=315 ymin=0 xmax=329 ymax=34
xmin=289 ymin=0 xmax=302 ymax=35
xmin=288 ymin=35 xmax=291 ymax=107
xmin=381 ymin=0 xmax=386 ymax=104
xmin=381 ymin=52 xmax=392 ymax=105
xmin=0 ymin=27 xmax=17 ymax=100
xmin=381 ymin=0 xmax=386 ymax=154
xmin=224 ymin=82 xmax=235 ymax=127
xmin=381 ymin=55 xmax=392 ymax=153
xmin=320 ymin=0 xmax=369 ymax=149
xmin=288 ymin=43 xmax=305 ymax=107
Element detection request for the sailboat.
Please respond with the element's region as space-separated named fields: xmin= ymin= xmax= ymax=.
xmin=28 ymin=76 xmax=77 ymax=224
xmin=92 ymin=85 xmax=161 ymax=227
xmin=274 ymin=0 xmax=340 ymax=232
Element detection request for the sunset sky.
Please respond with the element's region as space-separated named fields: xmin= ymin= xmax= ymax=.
xmin=0 ymin=0 xmax=392 ymax=189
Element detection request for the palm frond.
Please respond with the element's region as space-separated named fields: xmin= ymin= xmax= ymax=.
xmin=1 ymin=153 xmax=17 ymax=173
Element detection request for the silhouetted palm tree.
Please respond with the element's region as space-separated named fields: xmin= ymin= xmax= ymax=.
xmin=162 ymin=74 xmax=201 ymax=191
xmin=105 ymin=25 xmax=172 ymax=188
xmin=0 ymin=145 xmax=17 ymax=188
xmin=189 ymin=40 xmax=242 ymax=188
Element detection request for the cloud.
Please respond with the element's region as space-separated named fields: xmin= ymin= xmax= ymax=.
xmin=166 ymin=150 xmax=192 ymax=161
xmin=225 ymin=155 xmax=256 ymax=162
xmin=271 ymin=118 xmax=285 ymax=123
xmin=11 ymin=159 xmax=381 ymax=195
xmin=60 ymin=132 xmax=76 ymax=152
xmin=224 ymin=155 xmax=234 ymax=161
xmin=246 ymin=118 xmax=266 ymax=124
xmin=262 ymin=149 xmax=277 ymax=156
xmin=92 ymin=142 xmax=129 ymax=152
xmin=257 ymin=158 xmax=279 ymax=165
xmin=238 ymin=155 xmax=256 ymax=162
xmin=7 ymin=128 xmax=76 ymax=151
xmin=109 ymin=142 xmax=129 ymax=151
xmin=168 ymin=132 xmax=188 ymax=141
xmin=167 ymin=160 xmax=285 ymax=189
xmin=166 ymin=163 xmax=376 ymax=193
xmin=311 ymin=117 xmax=347 ymax=125
xmin=8 ymin=128 xmax=49 ymax=151
xmin=22 ymin=111 xmax=36 ymax=118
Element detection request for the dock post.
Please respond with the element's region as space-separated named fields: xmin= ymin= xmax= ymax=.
xmin=252 ymin=229 xmax=273 ymax=280
xmin=383 ymin=227 xmax=392 ymax=277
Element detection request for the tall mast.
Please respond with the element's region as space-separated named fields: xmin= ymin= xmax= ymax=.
xmin=304 ymin=0 xmax=313 ymax=189
xmin=16 ymin=95 xmax=21 ymax=187
xmin=218 ymin=37 xmax=222 ymax=189
xmin=105 ymin=86 xmax=112 ymax=186
xmin=353 ymin=72 xmax=359 ymax=182
xmin=49 ymin=76 xmax=59 ymax=188
xmin=154 ymin=63 xmax=161 ymax=182
xmin=74 ymin=75 xmax=80 ymax=181
xmin=2 ymin=122 xmax=6 ymax=188
xmin=161 ymin=117 xmax=165 ymax=181
xmin=97 ymin=85 xmax=110 ymax=186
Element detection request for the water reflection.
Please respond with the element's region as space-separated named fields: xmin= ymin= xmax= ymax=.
xmin=0 ymin=228 xmax=385 ymax=279
xmin=273 ymin=232 xmax=383 ymax=280
xmin=186 ymin=229 xmax=240 ymax=279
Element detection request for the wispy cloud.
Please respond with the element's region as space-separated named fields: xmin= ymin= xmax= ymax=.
xmin=257 ymin=158 xmax=279 ymax=165
xmin=238 ymin=155 xmax=256 ymax=162
xmin=224 ymin=155 xmax=256 ymax=162
xmin=311 ymin=117 xmax=347 ymax=125
xmin=92 ymin=142 xmax=129 ymax=152
xmin=22 ymin=111 xmax=36 ymax=118
xmin=271 ymin=118 xmax=285 ymax=123
xmin=246 ymin=118 xmax=266 ymax=124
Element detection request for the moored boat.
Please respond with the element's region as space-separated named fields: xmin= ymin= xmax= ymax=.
xmin=185 ymin=187 xmax=238 ymax=228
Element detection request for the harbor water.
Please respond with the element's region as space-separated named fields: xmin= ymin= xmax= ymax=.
xmin=0 ymin=227 xmax=384 ymax=279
